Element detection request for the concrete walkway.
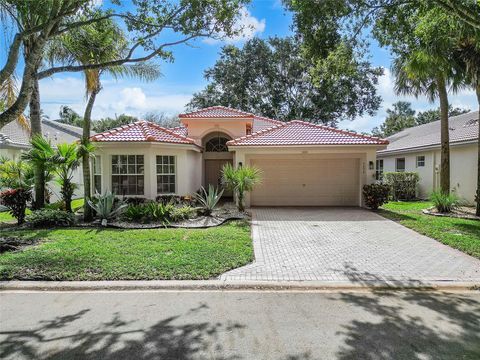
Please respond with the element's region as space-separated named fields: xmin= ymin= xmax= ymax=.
xmin=220 ymin=208 xmax=480 ymax=284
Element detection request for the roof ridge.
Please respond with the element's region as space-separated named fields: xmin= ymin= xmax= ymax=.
xmin=254 ymin=115 xmax=283 ymax=124
xmin=179 ymin=105 xmax=254 ymax=118
xmin=227 ymin=122 xmax=287 ymax=145
xmin=144 ymin=121 xmax=199 ymax=145
xmin=289 ymin=120 xmax=388 ymax=144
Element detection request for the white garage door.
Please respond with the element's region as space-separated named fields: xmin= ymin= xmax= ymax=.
xmin=251 ymin=158 xmax=360 ymax=206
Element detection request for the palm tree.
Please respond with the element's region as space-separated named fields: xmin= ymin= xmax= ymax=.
xmin=222 ymin=163 xmax=262 ymax=212
xmin=46 ymin=14 xmax=160 ymax=221
xmin=0 ymin=74 xmax=30 ymax=132
xmin=392 ymin=51 xmax=464 ymax=195
xmin=53 ymin=143 xmax=81 ymax=213
xmin=20 ymin=135 xmax=56 ymax=207
xmin=455 ymin=40 xmax=480 ymax=215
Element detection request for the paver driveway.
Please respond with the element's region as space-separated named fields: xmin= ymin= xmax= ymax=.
xmin=221 ymin=207 xmax=480 ymax=283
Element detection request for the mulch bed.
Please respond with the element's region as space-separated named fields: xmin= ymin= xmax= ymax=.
xmin=422 ymin=206 xmax=480 ymax=221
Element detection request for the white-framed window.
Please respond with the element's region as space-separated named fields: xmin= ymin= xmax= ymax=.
xmin=395 ymin=158 xmax=406 ymax=172
xmin=157 ymin=155 xmax=176 ymax=194
xmin=376 ymin=159 xmax=384 ymax=180
xmin=93 ymin=155 xmax=102 ymax=194
xmin=416 ymin=155 xmax=425 ymax=167
xmin=111 ymin=155 xmax=144 ymax=195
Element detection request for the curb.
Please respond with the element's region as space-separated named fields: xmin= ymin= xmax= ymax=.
xmin=0 ymin=280 xmax=479 ymax=292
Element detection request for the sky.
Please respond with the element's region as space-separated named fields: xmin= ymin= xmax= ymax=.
xmin=4 ymin=0 xmax=479 ymax=133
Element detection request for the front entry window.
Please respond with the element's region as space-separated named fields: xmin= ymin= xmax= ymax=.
xmin=205 ymin=137 xmax=229 ymax=152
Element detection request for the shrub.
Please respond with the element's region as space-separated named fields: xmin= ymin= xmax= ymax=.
xmin=122 ymin=202 xmax=174 ymax=224
xmin=88 ymin=191 xmax=127 ymax=226
xmin=222 ymin=163 xmax=261 ymax=212
xmin=430 ymin=191 xmax=458 ymax=213
xmin=124 ymin=197 xmax=148 ymax=206
xmin=363 ymin=184 xmax=390 ymax=210
xmin=26 ymin=209 xmax=75 ymax=228
xmin=194 ymin=185 xmax=223 ymax=216
xmin=383 ymin=172 xmax=419 ymax=201
xmin=171 ymin=205 xmax=196 ymax=222
xmin=156 ymin=195 xmax=195 ymax=206
xmin=0 ymin=188 xmax=32 ymax=225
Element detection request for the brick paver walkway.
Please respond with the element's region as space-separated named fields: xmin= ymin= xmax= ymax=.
xmin=220 ymin=208 xmax=480 ymax=283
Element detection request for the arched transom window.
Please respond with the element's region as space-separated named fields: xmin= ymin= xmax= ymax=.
xmin=205 ymin=136 xmax=229 ymax=152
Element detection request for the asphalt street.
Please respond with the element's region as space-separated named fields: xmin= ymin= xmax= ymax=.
xmin=1 ymin=290 xmax=479 ymax=359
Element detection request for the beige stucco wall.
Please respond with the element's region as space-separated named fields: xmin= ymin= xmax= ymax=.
xmin=378 ymin=143 xmax=477 ymax=204
xmin=181 ymin=118 xmax=251 ymax=145
xmin=93 ymin=142 xmax=201 ymax=199
xmin=231 ymin=145 xmax=380 ymax=208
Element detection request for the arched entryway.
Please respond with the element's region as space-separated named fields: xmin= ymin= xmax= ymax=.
xmin=202 ymin=132 xmax=233 ymax=196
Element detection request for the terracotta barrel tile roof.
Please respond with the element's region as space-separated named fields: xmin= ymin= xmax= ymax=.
xmin=90 ymin=120 xmax=199 ymax=147
xmin=227 ymin=120 xmax=388 ymax=146
xmin=179 ymin=106 xmax=255 ymax=119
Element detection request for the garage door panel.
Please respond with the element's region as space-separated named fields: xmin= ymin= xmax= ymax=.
xmin=251 ymin=158 xmax=360 ymax=206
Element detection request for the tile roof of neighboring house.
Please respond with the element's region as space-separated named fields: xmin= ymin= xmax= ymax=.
xmin=0 ymin=119 xmax=83 ymax=148
xmin=179 ymin=106 xmax=255 ymax=119
xmin=227 ymin=120 xmax=388 ymax=146
xmin=378 ymin=111 xmax=479 ymax=155
xmin=90 ymin=120 xmax=200 ymax=147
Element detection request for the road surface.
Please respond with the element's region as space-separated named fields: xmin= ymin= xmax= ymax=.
xmin=1 ymin=290 xmax=479 ymax=359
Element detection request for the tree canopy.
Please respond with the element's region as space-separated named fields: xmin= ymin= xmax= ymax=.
xmin=188 ymin=37 xmax=382 ymax=125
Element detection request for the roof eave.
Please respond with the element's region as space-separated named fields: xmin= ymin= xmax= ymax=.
xmin=377 ymin=138 xmax=477 ymax=156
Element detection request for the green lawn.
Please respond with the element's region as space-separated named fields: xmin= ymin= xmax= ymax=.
xmin=379 ymin=201 xmax=480 ymax=259
xmin=0 ymin=221 xmax=253 ymax=280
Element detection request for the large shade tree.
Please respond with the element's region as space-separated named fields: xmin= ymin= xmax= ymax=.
xmin=0 ymin=0 xmax=252 ymax=127
xmin=188 ymin=37 xmax=382 ymax=124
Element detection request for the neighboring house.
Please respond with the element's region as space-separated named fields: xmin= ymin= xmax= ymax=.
xmin=90 ymin=106 xmax=387 ymax=207
xmin=377 ymin=111 xmax=478 ymax=204
xmin=0 ymin=119 xmax=85 ymax=200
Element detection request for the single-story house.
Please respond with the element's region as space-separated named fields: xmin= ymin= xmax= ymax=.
xmin=377 ymin=111 xmax=478 ymax=204
xmin=0 ymin=119 xmax=85 ymax=200
xmin=91 ymin=106 xmax=388 ymax=207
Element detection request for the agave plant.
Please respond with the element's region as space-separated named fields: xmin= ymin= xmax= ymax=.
xmin=193 ymin=185 xmax=224 ymax=216
xmin=222 ymin=163 xmax=262 ymax=212
xmin=88 ymin=191 xmax=127 ymax=226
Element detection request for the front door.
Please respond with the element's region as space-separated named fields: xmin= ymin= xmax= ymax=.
xmin=205 ymin=159 xmax=233 ymax=197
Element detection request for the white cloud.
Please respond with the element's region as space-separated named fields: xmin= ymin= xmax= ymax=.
xmin=339 ymin=68 xmax=479 ymax=133
xmin=203 ymin=7 xmax=266 ymax=45
xmin=38 ymin=76 xmax=196 ymax=120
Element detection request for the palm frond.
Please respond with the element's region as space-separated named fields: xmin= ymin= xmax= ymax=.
xmin=0 ymin=74 xmax=31 ymax=132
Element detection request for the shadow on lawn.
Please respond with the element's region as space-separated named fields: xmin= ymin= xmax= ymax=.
xmin=376 ymin=208 xmax=417 ymax=222
xmin=333 ymin=265 xmax=480 ymax=360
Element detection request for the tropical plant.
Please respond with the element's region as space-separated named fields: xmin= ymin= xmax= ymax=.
xmin=362 ymin=184 xmax=390 ymax=210
xmin=26 ymin=208 xmax=75 ymax=228
xmin=222 ymin=163 xmax=262 ymax=212
xmin=0 ymin=188 xmax=31 ymax=225
xmin=53 ymin=142 xmax=81 ymax=213
xmin=0 ymin=159 xmax=33 ymax=189
xmin=46 ymin=15 xmax=160 ymax=221
xmin=171 ymin=205 xmax=196 ymax=222
xmin=122 ymin=202 xmax=174 ymax=224
xmin=88 ymin=191 xmax=127 ymax=226
xmin=430 ymin=190 xmax=459 ymax=213
xmin=21 ymin=135 xmax=56 ymax=208
xmin=193 ymin=185 xmax=224 ymax=216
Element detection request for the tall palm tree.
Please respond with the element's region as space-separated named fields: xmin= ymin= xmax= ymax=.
xmin=455 ymin=40 xmax=480 ymax=215
xmin=46 ymin=15 xmax=160 ymax=221
xmin=392 ymin=51 xmax=464 ymax=195
xmin=0 ymin=74 xmax=30 ymax=132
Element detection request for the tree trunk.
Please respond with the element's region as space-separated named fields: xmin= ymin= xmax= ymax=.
xmin=437 ymin=75 xmax=450 ymax=195
xmin=82 ymin=89 xmax=99 ymax=221
xmin=476 ymin=85 xmax=480 ymax=216
xmin=29 ymin=77 xmax=45 ymax=209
